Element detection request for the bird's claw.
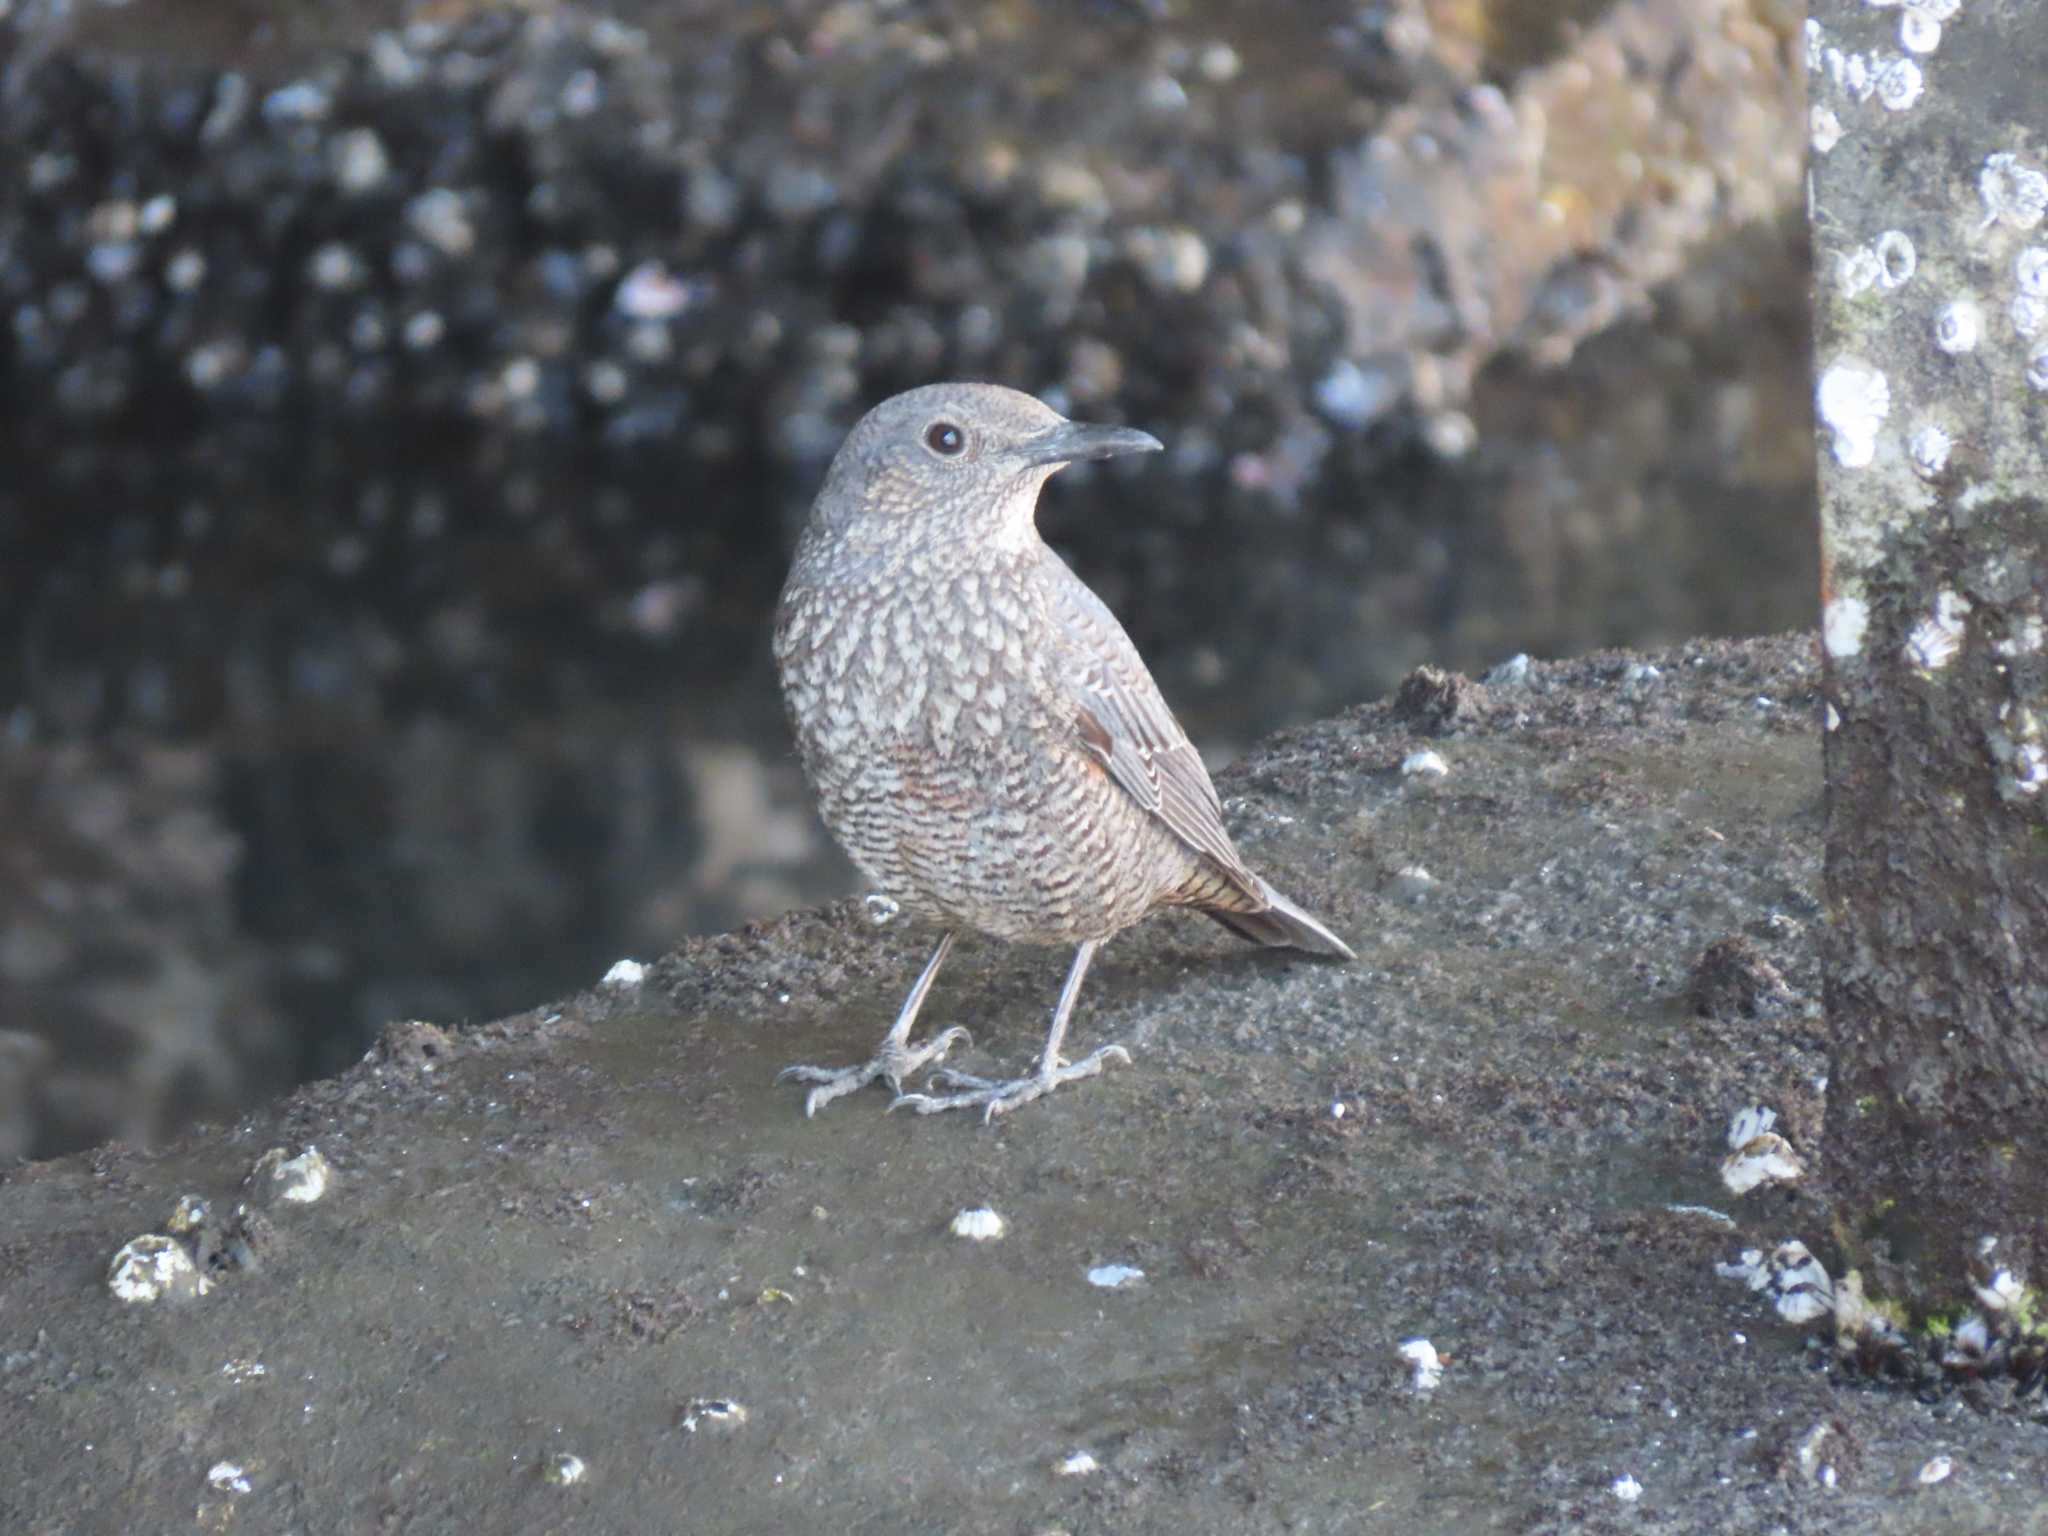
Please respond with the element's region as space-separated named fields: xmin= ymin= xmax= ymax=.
xmin=888 ymin=1044 xmax=1133 ymax=1121
xmin=776 ymin=1026 xmax=972 ymax=1116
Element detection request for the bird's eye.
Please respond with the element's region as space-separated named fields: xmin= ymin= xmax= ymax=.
xmin=924 ymin=421 xmax=966 ymax=457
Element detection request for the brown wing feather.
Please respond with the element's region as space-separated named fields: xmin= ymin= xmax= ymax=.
xmin=1040 ymin=553 xmax=1262 ymax=899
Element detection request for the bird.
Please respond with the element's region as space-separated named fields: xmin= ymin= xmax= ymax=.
xmin=772 ymin=382 xmax=1355 ymax=1121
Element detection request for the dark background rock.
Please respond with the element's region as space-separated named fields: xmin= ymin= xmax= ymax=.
xmin=1 ymin=0 xmax=1816 ymax=1156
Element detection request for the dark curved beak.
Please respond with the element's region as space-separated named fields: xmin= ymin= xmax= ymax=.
xmin=1017 ymin=419 xmax=1165 ymax=468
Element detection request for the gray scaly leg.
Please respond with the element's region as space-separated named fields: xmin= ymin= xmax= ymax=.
xmin=778 ymin=932 xmax=969 ymax=1116
xmin=891 ymin=939 xmax=1130 ymax=1123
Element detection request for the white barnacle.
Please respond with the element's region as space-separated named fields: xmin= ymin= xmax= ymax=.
xmin=1714 ymin=1247 xmax=1768 ymax=1288
xmin=1898 ymin=6 xmax=1942 ymax=53
xmin=1835 ymin=245 xmax=1882 ymax=298
xmin=1817 ymin=361 xmax=1889 ymax=468
xmin=1973 ymin=1266 xmax=2024 ymax=1312
xmin=108 ymin=1234 xmax=210 ymax=1303
xmin=1837 ymin=51 xmax=1875 ymax=101
xmin=1876 ymin=56 xmax=1923 ymax=110
xmin=1810 ymin=105 xmax=1843 ymax=155
xmin=1905 ymin=590 xmax=1971 ymax=670
xmin=1721 ymin=1139 xmax=1805 ymax=1195
xmin=1722 ymin=1106 xmax=1806 ymax=1195
xmin=2029 ymin=344 xmax=2048 ymax=392
xmin=1824 ymin=594 xmax=1871 ymax=658
xmin=1935 ymin=298 xmax=1982 ymax=353
xmin=2017 ymin=247 xmax=2048 ymax=297
xmin=2013 ymin=293 xmax=2047 ymax=340
xmin=1980 ymin=152 xmax=2048 ymax=231
xmin=251 ymin=1146 xmax=332 ymax=1205
xmin=1908 ymin=423 xmax=1952 ymax=477
xmin=1873 ymin=230 xmax=1916 ymax=288
xmin=1713 ymin=1240 xmax=1834 ymax=1325
xmin=1768 ymin=1241 xmax=1835 ymax=1325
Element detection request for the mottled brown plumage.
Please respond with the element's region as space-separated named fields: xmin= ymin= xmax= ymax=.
xmin=773 ymin=383 xmax=1353 ymax=1119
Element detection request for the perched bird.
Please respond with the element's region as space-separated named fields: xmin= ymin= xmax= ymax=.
xmin=773 ymin=383 xmax=1354 ymax=1120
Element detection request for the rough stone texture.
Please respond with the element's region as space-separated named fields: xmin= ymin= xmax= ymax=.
xmin=1807 ymin=2 xmax=2048 ymax=1304
xmin=5 ymin=637 xmax=2044 ymax=1533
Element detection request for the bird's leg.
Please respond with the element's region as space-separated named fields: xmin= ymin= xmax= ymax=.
xmin=777 ymin=932 xmax=969 ymax=1117
xmin=891 ymin=939 xmax=1131 ymax=1122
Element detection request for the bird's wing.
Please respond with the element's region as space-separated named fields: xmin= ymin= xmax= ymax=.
xmin=1040 ymin=552 xmax=1261 ymax=893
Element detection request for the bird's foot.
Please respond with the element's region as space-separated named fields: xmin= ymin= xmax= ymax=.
xmin=889 ymin=1045 xmax=1133 ymax=1123
xmin=777 ymin=1027 xmax=972 ymax=1118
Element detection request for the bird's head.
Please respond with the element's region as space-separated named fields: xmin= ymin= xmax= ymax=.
xmin=807 ymin=382 xmax=1162 ymax=554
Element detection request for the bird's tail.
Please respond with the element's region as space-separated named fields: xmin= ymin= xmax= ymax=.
xmin=1204 ymin=878 xmax=1356 ymax=961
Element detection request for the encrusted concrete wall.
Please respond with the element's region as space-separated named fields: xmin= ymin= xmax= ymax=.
xmin=1809 ymin=0 xmax=2048 ymax=1302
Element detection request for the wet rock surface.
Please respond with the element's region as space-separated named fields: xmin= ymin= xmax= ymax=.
xmin=4 ymin=636 xmax=2042 ymax=1532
